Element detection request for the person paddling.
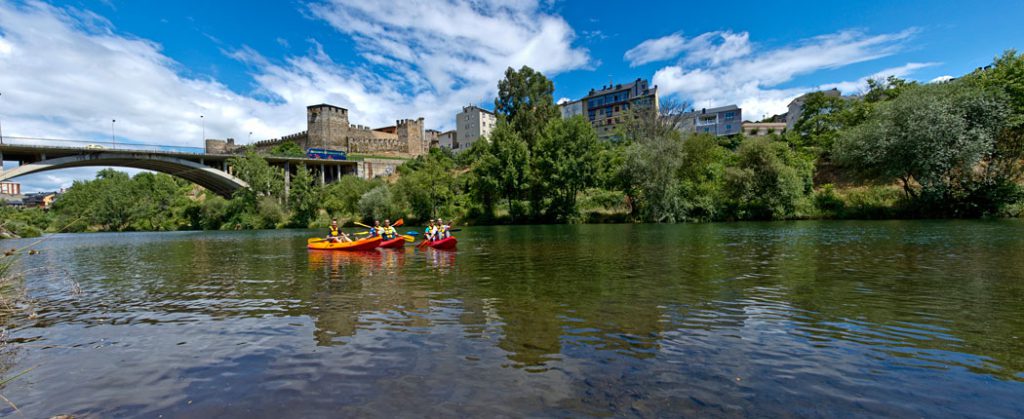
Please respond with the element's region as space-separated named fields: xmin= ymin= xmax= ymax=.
xmin=369 ymin=220 xmax=382 ymax=237
xmin=424 ymin=219 xmax=436 ymax=241
xmin=327 ymin=219 xmax=352 ymax=243
xmin=437 ymin=218 xmax=452 ymax=238
xmin=382 ymin=219 xmax=396 ymax=240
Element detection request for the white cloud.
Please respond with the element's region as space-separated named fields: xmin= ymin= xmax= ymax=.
xmin=929 ymin=75 xmax=954 ymax=83
xmin=646 ymin=29 xmax=923 ymax=121
xmin=0 ymin=0 xmax=590 ymax=191
xmin=624 ymin=31 xmax=752 ymax=67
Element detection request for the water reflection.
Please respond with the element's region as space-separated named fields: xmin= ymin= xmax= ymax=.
xmin=0 ymin=223 xmax=1022 ymax=417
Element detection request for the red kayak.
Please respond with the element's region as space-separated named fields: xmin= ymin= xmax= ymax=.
xmin=379 ymin=237 xmax=406 ymax=249
xmin=426 ymin=236 xmax=457 ymax=250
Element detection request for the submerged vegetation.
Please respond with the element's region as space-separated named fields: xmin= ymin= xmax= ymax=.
xmin=3 ymin=50 xmax=1024 ymax=234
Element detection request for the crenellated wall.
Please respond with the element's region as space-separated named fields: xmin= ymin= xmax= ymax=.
xmin=205 ymin=104 xmax=428 ymax=157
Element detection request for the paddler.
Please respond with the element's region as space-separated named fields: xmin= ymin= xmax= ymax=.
xmin=369 ymin=220 xmax=382 ymax=237
xmin=437 ymin=218 xmax=451 ymax=238
xmin=381 ymin=219 xmax=396 ymax=240
xmin=327 ymin=219 xmax=352 ymax=243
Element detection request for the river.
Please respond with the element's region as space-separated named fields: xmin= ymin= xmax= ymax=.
xmin=1 ymin=221 xmax=1022 ymax=417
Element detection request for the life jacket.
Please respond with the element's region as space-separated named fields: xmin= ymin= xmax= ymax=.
xmin=329 ymin=226 xmax=340 ymax=237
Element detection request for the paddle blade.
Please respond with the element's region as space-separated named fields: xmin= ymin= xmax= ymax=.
xmin=404 ymin=231 xmax=419 ymax=236
xmin=402 ymin=235 xmax=415 ymax=242
xmin=354 ymin=231 xmax=369 ymax=236
xmin=353 ymin=221 xmax=372 ymax=229
xmin=308 ymin=237 xmax=327 ymax=243
xmin=394 ymin=219 xmax=404 ymax=227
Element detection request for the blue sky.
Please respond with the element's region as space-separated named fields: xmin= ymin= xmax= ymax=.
xmin=1 ymin=0 xmax=1021 ymax=191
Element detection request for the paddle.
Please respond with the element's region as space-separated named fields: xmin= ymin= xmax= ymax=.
xmin=352 ymin=221 xmax=372 ymax=229
xmin=402 ymin=235 xmax=416 ymax=242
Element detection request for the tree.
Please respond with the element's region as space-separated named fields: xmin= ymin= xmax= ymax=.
xmin=834 ymin=80 xmax=1014 ymax=215
xmin=487 ymin=122 xmax=531 ymax=222
xmin=322 ymin=176 xmax=375 ymax=217
xmin=228 ymin=152 xmax=284 ymax=198
xmin=494 ymin=66 xmax=560 ymax=148
xmin=722 ymin=137 xmax=810 ymax=220
xmin=534 ymin=116 xmax=600 ymax=221
xmin=677 ymin=134 xmax=729 ymax=221
xmin=358 ymin=185 xmax=397 ymax=221
xmin=268 ymin=141 xmax=305 ymax=158
xmin=288 ymin=165 xmax=320 ymax=227
xmin=621 ymin=130 xmax=686 ymax=222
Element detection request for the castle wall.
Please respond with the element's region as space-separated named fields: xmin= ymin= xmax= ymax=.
xmin=205 ymin=104 xmax=427 ymax=157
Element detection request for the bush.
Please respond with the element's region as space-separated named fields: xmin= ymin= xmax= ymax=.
xmin=358 ymin=185 xmax=398 ymax=222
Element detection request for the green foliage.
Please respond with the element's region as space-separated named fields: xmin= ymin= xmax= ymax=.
xmin=229 ymin=151 xmax=284 ymax=197
xmin=393 ymin=149 xmax=458 ymax=221
xmin=533 ymin=116 xmax=600 ymax=221
xmin=622 ymin=131 xmax=686 ymax=222
xmin=268 ymin=141 xmax=305 ymax=158
xmin=677 ymin=134 xmax=730 ymax=221
xmin=723 ymin=137 xmax=812 ymax=220
xmin=834 ymin=78 xmax=1017 ymax=216
xmin=487 ymin=122 xmax=531 ymax=222
xmin=358 ymin=185 xmax=398 ymax=221
xmin=287 ymin=165 xmax=320 ymax=227
xmin=322 ymin=176 xmax=376 ymax=218
xmin=494 ymin=65 xmax=560 ymax=148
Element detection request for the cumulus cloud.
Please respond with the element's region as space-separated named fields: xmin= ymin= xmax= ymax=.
xmin=644 ymin=29 xmax=924 ymax=120
xmin=0 ymin=0 xmax=590 ymax=191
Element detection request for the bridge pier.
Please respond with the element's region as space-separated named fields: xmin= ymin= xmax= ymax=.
xmin=284 ymin=162 xmax=290 ymax=204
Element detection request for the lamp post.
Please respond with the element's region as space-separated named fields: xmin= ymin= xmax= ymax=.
xmin=0 ymin=91 xmax=4 ymax=145
xmin=249 ymin=131 xmax=252 ymax=142
xmin=200 ymin=115 xmax=205 ymax=142
xmin=111 ymin=119 xmax=116 ymax=149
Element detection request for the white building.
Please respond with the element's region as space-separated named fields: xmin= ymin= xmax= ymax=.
xmin=437 ymin=130 xmax=457 ymax=150
xmin=559 ymin=99 xmax=583 ymax=119
xmin=455 ymin=105 xmax=496 ymax=151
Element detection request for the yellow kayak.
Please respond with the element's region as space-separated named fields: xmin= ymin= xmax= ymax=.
xmin=307 ymin=236 xmax=382 ymax=251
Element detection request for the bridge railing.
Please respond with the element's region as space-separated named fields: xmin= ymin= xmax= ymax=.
xmin=0 ymin=136 xmax=205 ymax=154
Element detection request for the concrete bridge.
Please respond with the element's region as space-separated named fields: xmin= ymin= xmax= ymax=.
xmin=0 ymin=137 xmax=364 ymax=198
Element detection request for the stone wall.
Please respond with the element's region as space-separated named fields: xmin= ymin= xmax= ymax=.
xmin=205 ymin=104 xmax=428 ymax=157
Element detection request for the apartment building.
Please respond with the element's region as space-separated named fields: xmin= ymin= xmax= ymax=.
xmin=455 ymin=105 xmax=496 ymax=151
xmin=577 ymin=78 xmax=659 ymax=139
xmin=559 ymin=99 xmax=584 ymax=119
xmin=678 ymin=105 xmax=743 ymax=137
xmin=437 ymin=130 xmax=458 ymax=150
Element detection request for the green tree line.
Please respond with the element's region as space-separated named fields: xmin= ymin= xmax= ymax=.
xmin=3 ymin=50 xmax=1023 ymax=235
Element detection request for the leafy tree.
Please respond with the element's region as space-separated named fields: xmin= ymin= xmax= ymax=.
xmin=268 ymin=141 xmax=306 ymax=158
xmin=723 ymin=137 xmax=810 ymax=220
xmin=534 ymin=116 xmax=600 ymax=221
xmin=393 ymin=150 xmax=457 ymax=221
xmin=288 ymin=164 xmax=320 ymax=227
xmin=677 ymin=134 xmax=730 ymax=221
xmin=864 ymin=75 xmax=915 ymax=103
xmin=358 ymin=185 xmax=398 ymax=221
xmin=494 ymin=65 xmax=560 ymax=148
xmin=322 ymin=176 xmax=375 ymax=218
xmin=621 ymin=130 xmax=686 ymax=222
xmin=834 ymin=80 xmax=1014 ymax=215
xmin=487 ymin=122 xmax=531 ymax=222
xmin=228 ymin=152 xmax=284 ymax=198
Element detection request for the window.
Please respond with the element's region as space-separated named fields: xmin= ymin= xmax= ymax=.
xmin=725 ymin=124 xmax=732 ymax=131
xmin=724 ymin=112 xmax=735 ymax=120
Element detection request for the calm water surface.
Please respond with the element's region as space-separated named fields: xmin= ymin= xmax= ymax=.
xmin=1 ymin=221 xmax=1023 ymax=417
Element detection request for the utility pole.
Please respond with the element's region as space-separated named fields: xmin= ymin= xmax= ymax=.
xmin=111 ymin=119 xmax=116 ymax=148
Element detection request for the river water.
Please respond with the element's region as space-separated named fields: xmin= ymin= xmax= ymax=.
xmin=1 ymin=221 xmax=1023 ymax=417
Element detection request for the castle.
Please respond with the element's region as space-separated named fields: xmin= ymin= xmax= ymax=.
xmin=206 ymin=104 xmax=428 ymax=157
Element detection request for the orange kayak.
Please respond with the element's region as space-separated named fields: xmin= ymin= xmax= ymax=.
xmin=379 ymin=237 xmax=406 ymax=249
xmin=427 ymin=236 xmax=457 ymax=250
xmin=307 ymin=236 xmax=382 ymax=251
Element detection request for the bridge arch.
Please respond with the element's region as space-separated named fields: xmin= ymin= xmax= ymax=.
xmin=0 ymin=152 xmax=249 ymax=198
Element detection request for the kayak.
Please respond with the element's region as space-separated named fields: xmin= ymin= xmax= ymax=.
xmin=379 ymin=237 xmax=407 ymax=249
xmin=426 ymin=236 xmax=457 ymax=250
xmin=307 ymin=236 xmax=382 ymax=251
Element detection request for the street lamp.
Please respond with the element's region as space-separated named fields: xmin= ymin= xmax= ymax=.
xmin=249 ymin=131 xmax=252 ymax=142
xmin=0 ymin=91 xmax=4 ymax=145
xmin=111 ymin=119 xmax=116 ymax=149
xmin=200 ymin=115 xmax=205 ymax=142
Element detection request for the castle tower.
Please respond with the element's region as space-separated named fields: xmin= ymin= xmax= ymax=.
xmin=307 ymin=104 xmax=350 ymax=150
xmin=397 ymin=117 xmax=426 ymax=156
